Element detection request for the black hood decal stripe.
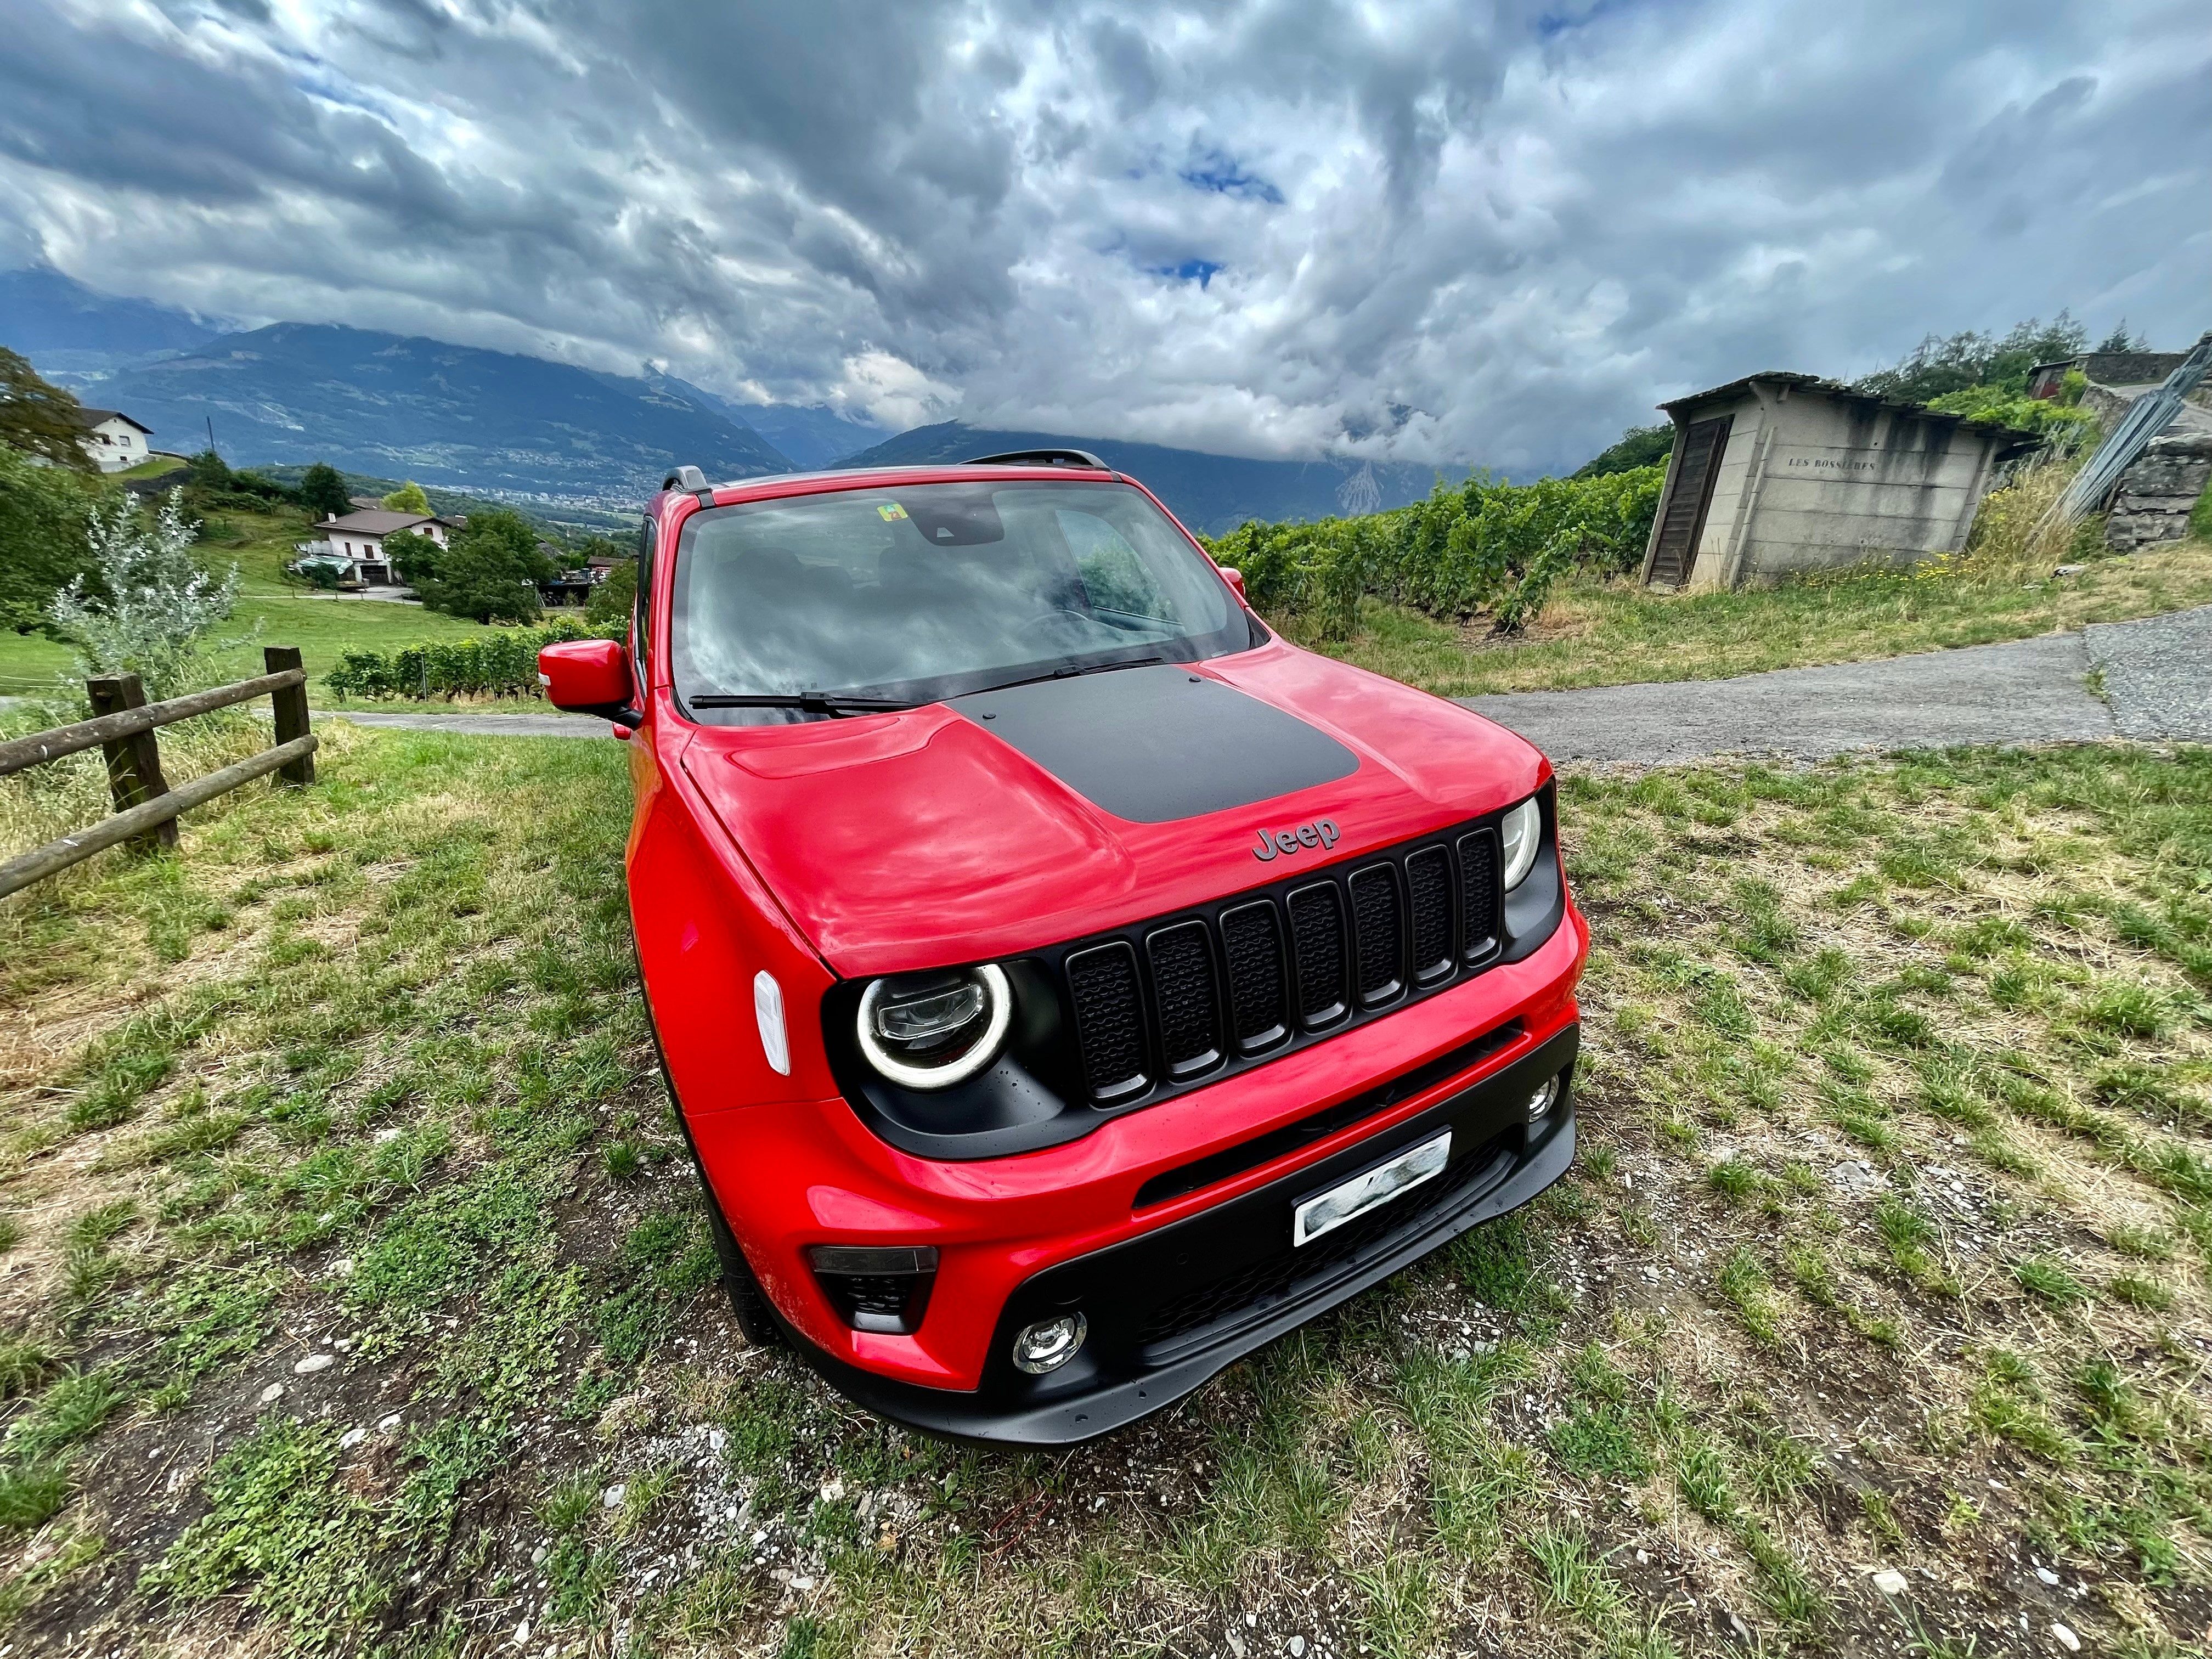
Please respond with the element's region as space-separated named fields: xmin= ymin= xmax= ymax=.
xmin=953 ymin=665 xmax=1359 ymax=824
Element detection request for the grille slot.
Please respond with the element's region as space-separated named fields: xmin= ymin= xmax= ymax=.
xmin=1065 ymin=943 xmax=1149 ymax=1102
xmin=1405 ymin=846 xmax=1454 ymax=986
xmin=1218 ymin=901 xmax=1290 ymax=1053
xmin=1348 ymin=865 xmax=1404 ymax=1007
xmin=1286 ymin=883 xmax=1350 ymax=1029
xmin=1457 ymin=829 xmax=1502 ymax=962
xmin=1147 ymin=922 xmax=1224 ymax=1080
xmin=1046 ymin=805 xmax=1531 ymax=1114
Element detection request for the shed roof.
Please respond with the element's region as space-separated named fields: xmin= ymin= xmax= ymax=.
xmin=1658 ymin=371 xmax=2041 ymax=443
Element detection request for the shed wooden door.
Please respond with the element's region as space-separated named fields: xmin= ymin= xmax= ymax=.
xmin=1647 ymin=416 xmax=1730 ymax=586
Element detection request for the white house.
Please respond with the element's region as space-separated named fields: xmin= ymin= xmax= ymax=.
xmin=304 ymin=509 xmax=461 ymax=585
xmin=74 ymin=408 xmax=156 ymax=473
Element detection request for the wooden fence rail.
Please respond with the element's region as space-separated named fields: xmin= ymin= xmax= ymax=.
xmin=0 ymin=646 xmax=317 ymax=902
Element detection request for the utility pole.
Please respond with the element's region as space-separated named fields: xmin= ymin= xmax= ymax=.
xmin=205 ymin=415 xmax=216 ymax=454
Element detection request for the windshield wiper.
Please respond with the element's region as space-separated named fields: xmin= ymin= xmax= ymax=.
xmin=690 ymin=692 xmax=914 ymax=716
xmin=963 ymin=654 xmax=1172 ymax=699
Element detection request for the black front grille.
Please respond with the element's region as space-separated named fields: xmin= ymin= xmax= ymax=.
xmin=1059 ymin=815 xmax=1511 ymax=1106
xmin=1348 ymin=865 xmax=1404 ymax=1006
xmin=1147 ymin=922 xmax=1223 ymax=1079
xmin=1288 ymin=884 xmax=1348 ymax=1028
xmin=1406 ymin=847 xmax=1453 ymax=984
xmin=1219 ymin=902 xmax=1289 ymax=1051
xmin=1459 ymin=830 xmax=1500 ymax=961
xmin=1066 ymin=943 xmax=1148 ymax=1102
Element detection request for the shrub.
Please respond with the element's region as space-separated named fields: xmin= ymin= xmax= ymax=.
xmin=325 ymin=618 xmax=621 ymax=701
xmin=1208 ymin=464 xmax=1665 ymax=640
xmin=0 ymin=444 xmax=106 ymax=634
xmin=49 ymin=488 xmax=240 ymax=698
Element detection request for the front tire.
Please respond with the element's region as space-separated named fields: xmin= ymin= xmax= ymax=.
xmin=696 ymin=1165 xmax=785 ymax=1348
xmin=636 ymin=943 xmax=785 ymax=1348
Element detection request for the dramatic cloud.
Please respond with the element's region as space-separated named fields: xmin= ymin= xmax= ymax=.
xmin=3 ymin=0 xmax=2207 ymax=472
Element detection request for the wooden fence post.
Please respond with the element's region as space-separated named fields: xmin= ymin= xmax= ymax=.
xmin=264 ymin=646 xmax=315 ymax=786
xmin=84 ymin=673 xmax=178 ymax=850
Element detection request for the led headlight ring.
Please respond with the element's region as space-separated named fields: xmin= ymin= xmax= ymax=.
xmin=856 ymin=964 xmax=1012 ymax=1090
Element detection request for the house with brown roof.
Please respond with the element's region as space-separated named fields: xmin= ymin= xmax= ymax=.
xmin=306 ymin=509 xmax=462 ymax=585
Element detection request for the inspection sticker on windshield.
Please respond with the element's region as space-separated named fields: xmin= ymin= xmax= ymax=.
xmin=876 ymin=502 xmax=909 ymax=521
xmin=1293 ymin=1130 xmax=1451 ymax=1248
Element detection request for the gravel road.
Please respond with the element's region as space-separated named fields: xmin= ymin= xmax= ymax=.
xmin=1458 ymin=604 xmax=2212 ymax=768
xmin=328 ymin=603 xmax=2212 ymax=767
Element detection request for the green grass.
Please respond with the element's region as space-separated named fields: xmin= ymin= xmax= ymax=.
xmin=4 ymin=721 xmax=2212 ymax=1652
xmin=0 ymin=499 xmax=557 ymax=701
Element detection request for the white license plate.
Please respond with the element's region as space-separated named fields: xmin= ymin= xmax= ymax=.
xmin=1293 ymin=1130 xmax=1452 ymax=1248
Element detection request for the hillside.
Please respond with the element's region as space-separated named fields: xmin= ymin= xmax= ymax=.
xmin=833 ymin=421 xmax=1446 ymax=534
xmin=60 ymin=323 xmax=796 ymax=508
xmin=0 ymin=266 xmax=222 ymax=386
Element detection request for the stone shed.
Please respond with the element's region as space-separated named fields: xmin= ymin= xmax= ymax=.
xmin=1640 ymin=373 xmax=2038 ymax=590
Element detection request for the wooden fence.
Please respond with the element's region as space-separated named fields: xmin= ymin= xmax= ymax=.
xmin=0 ymin=646 xmax=317 ymax=901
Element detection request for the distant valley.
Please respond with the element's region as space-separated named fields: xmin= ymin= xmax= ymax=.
xmin=7 ymin=268 xmax=1463 ymax=531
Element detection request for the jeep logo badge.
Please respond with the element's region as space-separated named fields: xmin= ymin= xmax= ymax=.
xmin=1252 ymin=818 xmax=1340 ymax=862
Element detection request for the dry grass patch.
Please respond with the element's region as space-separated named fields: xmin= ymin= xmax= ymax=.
xmin=1284 ymin=535 xmax=2212 ymax=698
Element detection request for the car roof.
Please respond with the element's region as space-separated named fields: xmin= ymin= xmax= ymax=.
xmin=653 ymin=462 xmax=1125 ymax=514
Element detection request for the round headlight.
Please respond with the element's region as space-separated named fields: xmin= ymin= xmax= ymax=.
xmin=1500 ymin=797 xmax=1543 ymax=891
xmin=856 ymin=964 xmax=1012 ymax=1090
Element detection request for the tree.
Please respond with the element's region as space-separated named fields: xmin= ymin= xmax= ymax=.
xmin=1573 ymin=423 xmax=1675 ymax=479
xmin=415 ymin=507 xmax=553 ymax=623
xmin=188 ymin=449 xmax=233 ymax=490
xmin=1857 ymin=313 xmax=2089 ymax=403
xmin=381 ymin=528 xmax=441 ymax=587
xmin=0 ymin=445 xmax=104 ymax=634
xmin=2092 ymin=321 xmax=2151 ymax=354
xmin=0 ymin=347 xmax=93 ymax=470
xmin=585 ymin=559 xmax=636 ymax=627
xmin=300 ymin=462 xmax=352 ymax=523
xmin=381 ymin=479 xmax=432 ymax=514
xmin=49 ymin=488 xmax=240 ymax=697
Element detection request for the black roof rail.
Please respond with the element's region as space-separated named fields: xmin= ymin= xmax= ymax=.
xmin=662 ymin=465 xmax=709 ymax=492
xmin=964 ymin=448 xmax=1109 ymax=470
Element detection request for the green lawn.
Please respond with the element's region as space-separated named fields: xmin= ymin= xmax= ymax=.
xmin=1 ymin=731 xmax=2208 ymax=1654
xmin=0 ymin=502 xmax=548 ymax=702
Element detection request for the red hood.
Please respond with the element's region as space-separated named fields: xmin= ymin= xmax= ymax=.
xmin=678 ymin=637 xmax=1548 ymax=977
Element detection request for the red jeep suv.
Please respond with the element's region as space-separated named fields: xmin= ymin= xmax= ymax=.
xmin=540 ymin=452 xmax=1587 ymax=1444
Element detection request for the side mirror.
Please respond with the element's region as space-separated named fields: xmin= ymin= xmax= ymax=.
xmin=539 ymin=639 xmax=638 ymax=725
xmin=1217 ymin=563 xmax=1247 ymax=601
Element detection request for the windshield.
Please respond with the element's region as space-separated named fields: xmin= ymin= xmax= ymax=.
xmin=669 ymin=479 xmax=1252 ymax=723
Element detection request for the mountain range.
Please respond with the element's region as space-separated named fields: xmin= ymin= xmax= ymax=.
xmin=5 ymin=268 xmax=1464 ymax=530
xmin=834 ymin=424 xmax=1444 ymax=531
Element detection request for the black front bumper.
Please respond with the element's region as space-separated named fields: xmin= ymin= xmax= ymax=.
xmin=787 ymin=1022 xmax=1579 ymax=1445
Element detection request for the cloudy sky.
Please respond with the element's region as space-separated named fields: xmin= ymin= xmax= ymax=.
xmin=3 ymin=0 xmax=2208 ymax=472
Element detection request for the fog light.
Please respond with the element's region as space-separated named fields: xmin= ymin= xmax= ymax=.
xmin=1527 ymin=1074 xmax=1561 ymax=1119
xmin=1012 ymin=1312 xmax=1087 ymax=1375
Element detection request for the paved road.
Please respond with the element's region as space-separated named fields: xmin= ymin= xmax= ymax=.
xmin=334 ymin=710 xmax=615 ymax=738
xmin=329 ymin=604 xmax=2212 ymax=766
xmin=1459 ymin=605 xmax=2212 ymax=768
